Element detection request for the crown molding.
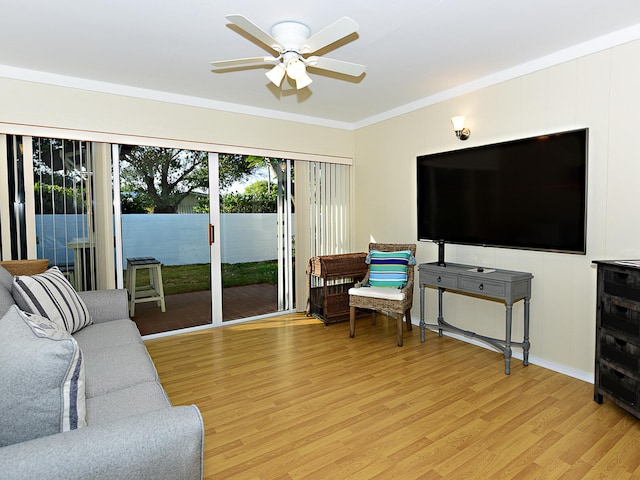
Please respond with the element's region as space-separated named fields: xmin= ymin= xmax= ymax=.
xmin=0 ymin=65 xmax=355 ymax=131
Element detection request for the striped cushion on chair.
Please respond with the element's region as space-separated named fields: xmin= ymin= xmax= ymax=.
xmin=12 ymin=266 xmax=92 ymax=334
xmin=367 ymin=250 xmax=415 ymax=288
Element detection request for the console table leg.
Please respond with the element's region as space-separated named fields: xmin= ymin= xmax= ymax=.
xmin=437 ymin=288 xmax=444 ymax=337
xmin=505 ymin=303 xmax=513 ymax=375
xmin=523 ymin=298 xmax=530 ymax=366
xmin=420 ymin=286 xmax=426 ymax=343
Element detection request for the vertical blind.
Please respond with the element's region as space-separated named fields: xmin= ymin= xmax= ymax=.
xmin=32 ymin=137 xmax=97 ymax=290
xmin=0 ymin=135 xmax=28 ymax=260
xmin=306 ymin=161 xmax=352 ymax=257
xmin=294 ymin=160 xmax=353 ymax=312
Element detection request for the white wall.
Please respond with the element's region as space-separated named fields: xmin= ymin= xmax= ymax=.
xmin=354 ymin=39 xmax=640 ymax=381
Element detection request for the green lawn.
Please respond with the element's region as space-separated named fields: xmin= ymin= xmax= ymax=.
xmin=127 ymin=261 xmax=278 ymax=296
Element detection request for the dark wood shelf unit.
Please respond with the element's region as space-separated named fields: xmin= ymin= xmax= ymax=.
xmin=594 ymin=260 xmax=640 ymax=419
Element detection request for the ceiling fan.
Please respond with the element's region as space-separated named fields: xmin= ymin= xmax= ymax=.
xmin=211 ymin=14 xmax=366 ymax=90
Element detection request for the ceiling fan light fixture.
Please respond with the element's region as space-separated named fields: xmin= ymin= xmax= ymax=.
xmin=265 ymin=64 xmax=286 ymax=87
xmin=285 ymin=58 xmax=306 ymax=80
xmin=285 ymin=58 xmax=313 ymax=89
xmin=294 ymin=71 xmax=313 ymax=89
xmin=213 ymin=15 xmax=363 ymax=91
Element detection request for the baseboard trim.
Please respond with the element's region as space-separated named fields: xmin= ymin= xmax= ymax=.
xmin=420 ymin=326 xmax=594 ymax=384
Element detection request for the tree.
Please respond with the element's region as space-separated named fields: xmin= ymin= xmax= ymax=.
xmin=32 ymin=137 xmax=89 ymax=214
xmin=244 ymin=179 xmax=272 ymax=196
xmin=120 ymin=146 xmax=208 ymax=213
xmin=120 ymin=192 xmax=150 ymax=214
xmin=120 ymin=149 xmax=262 ymax=213
xmin=218 ymin=154 xmax=262 ymax=191
xmin=219 ymin=180 xmax=278 ymax=213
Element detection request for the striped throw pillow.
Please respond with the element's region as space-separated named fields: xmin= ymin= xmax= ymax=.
xmin=12 ymin=266 xmax=92 ymax=334
xmin=367 ymin=250 xmax=414 ymax=288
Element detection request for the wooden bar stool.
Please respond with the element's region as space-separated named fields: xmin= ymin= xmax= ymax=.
xmin=126 ymin=257 xmax=166 ymax=316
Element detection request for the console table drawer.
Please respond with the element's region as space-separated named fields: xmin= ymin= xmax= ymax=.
xmin=459 ymin=277 xmax=505 ymax=297
xmin=422 ymin=272 xmax=458 ymax=289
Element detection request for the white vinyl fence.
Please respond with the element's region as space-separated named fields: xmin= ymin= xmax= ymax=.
xmin=36 ymin=213 xmax=286 ymax=267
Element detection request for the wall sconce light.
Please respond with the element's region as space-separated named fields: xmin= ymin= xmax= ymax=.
xmin=451 ymin=116 xmax=471 ymax=141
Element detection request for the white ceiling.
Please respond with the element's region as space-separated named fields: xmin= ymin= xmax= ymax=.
xmin=3 ymin=0 xmax=640 ymax=128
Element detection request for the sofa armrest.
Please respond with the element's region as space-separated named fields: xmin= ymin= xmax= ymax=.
xmin=0 ymin=405 xmax=204 ymax=480
xmin=78 ymin=289 xmax=130 ymax=323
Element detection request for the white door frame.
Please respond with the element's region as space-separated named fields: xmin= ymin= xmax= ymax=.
xmin=209 ymin=152 xmax=223 ymax=325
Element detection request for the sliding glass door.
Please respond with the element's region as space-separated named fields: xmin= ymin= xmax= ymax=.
xmin=215 ymin=155 xmax=295 ymax=322
xmin=114 ymin=148 xmax=295 ymax=333
xmin=115 ymin=144 xmax=213 ymax=335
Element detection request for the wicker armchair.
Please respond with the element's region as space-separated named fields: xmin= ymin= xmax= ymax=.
xmin=348 ymin=243 xmax=416 ymax=346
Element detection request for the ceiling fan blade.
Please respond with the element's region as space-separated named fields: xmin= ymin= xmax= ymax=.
xmin=211 ymin=56 xmax=277 ymax=69
xmin=301 ymin=17 xmax=359 ymax=54
xmin=226 ymin=14 xmax=284 ymax=53
xmin=306 ymin=56 xmax=366 ymax=77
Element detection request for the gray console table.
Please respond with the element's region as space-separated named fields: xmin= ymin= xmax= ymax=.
xmin=418 ymin=262 xmax=533 ymax=374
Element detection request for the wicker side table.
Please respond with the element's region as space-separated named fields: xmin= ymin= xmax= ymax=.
xmin=306 ymin=253 xmax=368 ymax=324
xmin=0 ymin=259 xmax=49 ymax=276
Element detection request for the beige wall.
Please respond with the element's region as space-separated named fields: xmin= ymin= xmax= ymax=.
xmin=0 ymin=77 xmax=354 ymax=161
xmin=353 ymin=39 xmax=640 ymax=381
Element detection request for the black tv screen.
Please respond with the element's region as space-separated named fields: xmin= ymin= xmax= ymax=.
xmin=416 ymin=128 xmax=588 ymax=254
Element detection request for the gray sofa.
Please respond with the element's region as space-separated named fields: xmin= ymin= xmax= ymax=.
xmin=0 ymin=265 xmax=204 ymax=479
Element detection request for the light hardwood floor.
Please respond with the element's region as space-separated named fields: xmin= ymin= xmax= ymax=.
xmin=145 ymin=313 xmax=640 ymax=479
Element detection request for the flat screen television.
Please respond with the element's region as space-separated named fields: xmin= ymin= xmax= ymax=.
xmin=416 ymin=128 xmax=588 ymax=257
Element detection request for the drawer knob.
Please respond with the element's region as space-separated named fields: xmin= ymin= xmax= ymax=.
xmin=479 ymin=283 xmax=484 ymax=291
xmin=437 ymin=276 xmax=442 ymax=283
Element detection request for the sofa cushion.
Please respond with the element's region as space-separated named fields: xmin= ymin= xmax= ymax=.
xmin=0 ymin=306 xmax=86 ymax=447
xmin=86 ymin=382 xmax=171 ymax=425
xmin=0 ymin=265 xmax=15 ymax=317
xmin=0 ymin=265 xmax=12 ymax=289
xmin=73 ymin=319 xmax=142 ymax=352
xmin=12 ymin=266 xmax=92 ymax=333
xmin=83 ymin=343 xmax=159 ymax=398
